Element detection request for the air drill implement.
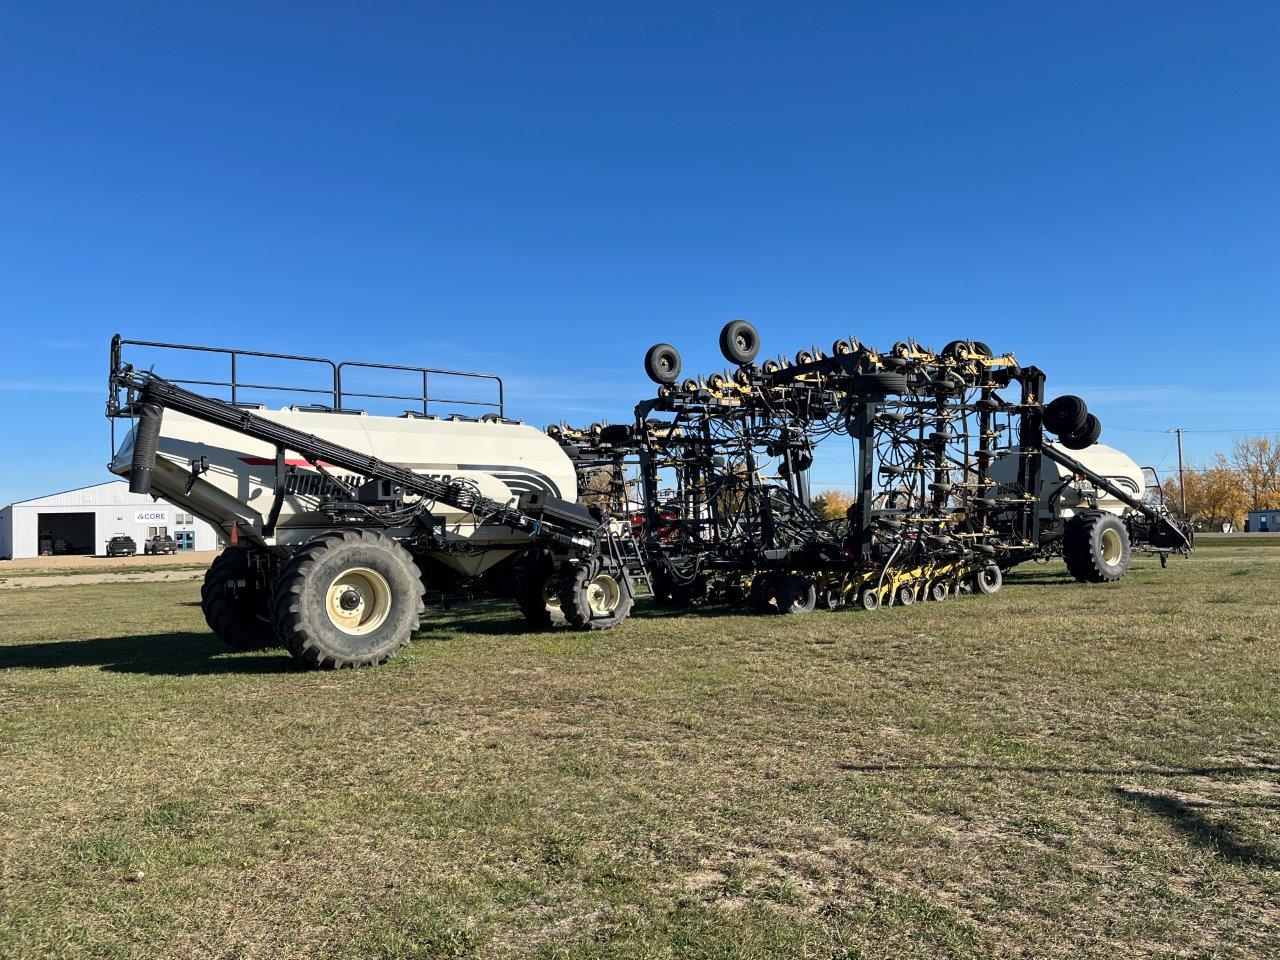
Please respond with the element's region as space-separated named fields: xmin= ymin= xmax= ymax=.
xmin=106 ymin=324 xmax=1190 ymax=667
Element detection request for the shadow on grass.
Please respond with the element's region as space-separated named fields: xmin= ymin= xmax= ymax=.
xmin=0 ymin=632 xmax=299 ymax=675
xmin=839 ymin=761 xmax=1280 ymax=777
xmin=1113 ymin=786 xmax=1280 ymax=868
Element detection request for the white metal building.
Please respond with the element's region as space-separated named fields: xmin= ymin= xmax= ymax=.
xmin=0 ymin=480 xmax=221 ymax=559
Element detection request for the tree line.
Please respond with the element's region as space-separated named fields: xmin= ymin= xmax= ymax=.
xmin=1162 ymin=435 xmax=1280 ymax=529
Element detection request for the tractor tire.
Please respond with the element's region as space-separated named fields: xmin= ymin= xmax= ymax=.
xmin=272 ymin=529 xmax=425 ymax=669
xmin=973 ymin=564 xmax=1003 ymax=595
xmin=515 ymin=553 xmax=564 ymax=628
xmin=559 ymin=557 xmax=633 ymax=631
xmin=1061 ymin=413 xmax=1102 ymax=450
xmin=1063 ymin=511 xmax=1130 ymax=583
xmin=719 ymin=320 xmax=761 ymax=365
xmin=201 ymin=547 xmax=275 ymax=651
xmin=644 ymin=343 xmax=682 ymax=385
xmin=776 ymin=575 xmax=817 ymax=614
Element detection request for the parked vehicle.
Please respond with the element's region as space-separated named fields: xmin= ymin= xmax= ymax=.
xmin=106 ymin=535 xmax=137 ymax=557
xmin=143 ymin=534 xmax=180 ymax=555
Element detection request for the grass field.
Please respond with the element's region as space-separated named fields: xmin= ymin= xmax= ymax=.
xmin=1 ymin=540 xmax=1277 ymax=959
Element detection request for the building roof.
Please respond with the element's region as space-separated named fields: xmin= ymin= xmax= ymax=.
xmin=6 ymin=479 xmax=158 ymax=509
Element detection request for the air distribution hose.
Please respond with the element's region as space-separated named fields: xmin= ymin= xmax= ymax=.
xmin=128 ymin=402 xmax=164 ymax=495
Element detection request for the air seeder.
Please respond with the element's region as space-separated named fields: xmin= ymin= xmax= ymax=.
xmin=545 ymin=321 xmax=1192 ymax=615
xmin=106 ymin=323 xmax=1190 ymax=668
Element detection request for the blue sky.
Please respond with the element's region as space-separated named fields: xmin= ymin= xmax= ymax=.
xmin=2 ymin=2 xmax=1278 ymax=503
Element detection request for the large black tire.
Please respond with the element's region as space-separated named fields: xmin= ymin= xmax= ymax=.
xmin=272 ymin=530 xmax=425 ymax=668
xmin=748 ymin=572 xmax=777 ymax=613
xmin=1063 ymin=511 xmax=1130 ymax=583
xmin=201 ymin=547 xmax=276 ymax=650
xmin=775 ymin=575 xmax=817 ymax=614
xmin=1043 ymin=394 xmax=1089 ymax=436
xmin=973 ymin=564 xmax=1003 ymax=595
xmin=559 ymin=557 xmax=633 ymax=631
xmin=854 ymin=372 xmax=909 ymax=396
xmin=719 ymin=319 xmax=761 ymax=365
xmin=644 ymin=343 xmax=682 ymax=385
xmin=515 ymin=553 xmax=564 ymax=628
xmin=1061 ymin=413 xmax=1102 ymax=450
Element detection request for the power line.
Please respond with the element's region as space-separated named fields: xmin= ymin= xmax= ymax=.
xmin=1107 ymin=424 xmax=1280 ymax=435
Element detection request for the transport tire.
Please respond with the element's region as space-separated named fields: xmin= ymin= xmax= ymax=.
xmin=1061 ymin=413 xmax=1102 ymax=450
xmin=854 ymin=372 xmax=909 ymax=396
xmin=648 ymin=566 xmax=677 ymax=607
xmin=895 ymin=584 xmax=916 ymax=606
xmin=820 ymin=585 xmax=842 ymax=610
xmin=1043 ymin=395 xmax=1089 ymax=436
xmin=858 ymin=587 xmax=880 ymax=611
xmin=719 ymin=320 xmax=761 ymax=365
xmin=669 ymin=576 xmax=708 ymax=608
xmin=201 ymin=547 xmax=275 ymax=650
xmin=559 ymin=557 xmax=634 ymax=630
xmin=599 ymin=424 xmax=631 ymax=445
xmin=272 ymin=529 xmax=425 ymax=669
xmin=973 ymin=564 xmax=1003 ymax=595
xmin=1063 ymin=511 xmax=1130 ymax=583
xmin=928 ymin=581 xmax=948 ymax=601
xmin=776 ymin=575 xmax=817 ymax=614
xmin=748 ymin=572 xmax=778 ymax=613
xmin=515 ymin=553 xmax=564 ymax=628
xmin=644 ymin=343 xmax=682 ymax=385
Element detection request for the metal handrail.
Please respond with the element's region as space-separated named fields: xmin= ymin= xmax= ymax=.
xmin=337 ymin=359 xmax=504 ymax=417
xmin=110 ymin=335 xmax=505 ymax=417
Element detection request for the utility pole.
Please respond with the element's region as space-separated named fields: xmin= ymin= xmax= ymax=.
xmin=1174 ymin=427 xmax=1186 ymax=514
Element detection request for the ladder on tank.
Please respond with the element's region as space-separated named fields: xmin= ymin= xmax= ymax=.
xmin=605 ymin=521 xmax=655 ymax=600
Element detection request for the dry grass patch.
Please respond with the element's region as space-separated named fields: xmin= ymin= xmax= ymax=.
xmin=0 ymin=539 xmax=1277 ymax=958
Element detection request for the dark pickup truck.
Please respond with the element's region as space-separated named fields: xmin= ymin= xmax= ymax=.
xmin=105 ymin=535 xmax=137 ymax=557
xmin=143 ymin=534 xmax=180 ymax=555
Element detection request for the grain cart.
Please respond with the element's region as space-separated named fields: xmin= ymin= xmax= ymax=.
xmin=106 ymin=336 xmax=636 ymax=668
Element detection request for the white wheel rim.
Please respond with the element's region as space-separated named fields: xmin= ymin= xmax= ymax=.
xmin=325 ymin=567 xmax=393 ymax=636
xmin=586 ymin=573 xmax=621 ymax=616
xmin=1101 ymin=528 xmax=1123 ymax=566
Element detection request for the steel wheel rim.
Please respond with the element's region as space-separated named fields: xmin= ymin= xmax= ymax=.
xmin=325 ymin=567 xmax=392 ymax=636
xmin=1101 ymin=527 xmax=1123 ymax=565
xmin=586 ymin=573 xmax=621 ymax=616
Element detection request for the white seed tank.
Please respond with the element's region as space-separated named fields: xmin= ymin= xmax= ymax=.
xmin=109 ymin=407 xmax=578 ymax=575
xmin=986 ymin=442 xmax=1145 ymax=522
